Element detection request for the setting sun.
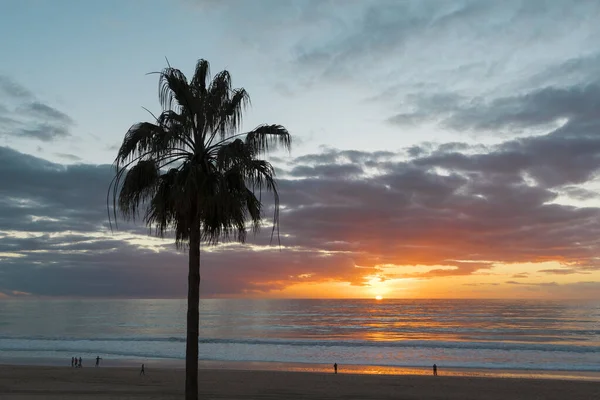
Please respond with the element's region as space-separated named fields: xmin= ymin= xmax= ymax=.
xmin=375 ymin=295 xmax=383 ymax=300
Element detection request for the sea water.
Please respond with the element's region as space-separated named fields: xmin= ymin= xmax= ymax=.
xmin=0 ymin=299 xmax=599 ymax=374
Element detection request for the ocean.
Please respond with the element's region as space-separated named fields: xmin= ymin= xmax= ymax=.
xmin=1 ymin=299 xmax=599 ymax=378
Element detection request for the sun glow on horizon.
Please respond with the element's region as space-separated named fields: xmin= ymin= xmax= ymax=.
xmin=375 ymin=295 xmax=383 ymax=300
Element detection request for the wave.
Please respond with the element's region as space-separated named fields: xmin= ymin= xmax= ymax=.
xmin=0 ymin=336 xmax=599 ymax=353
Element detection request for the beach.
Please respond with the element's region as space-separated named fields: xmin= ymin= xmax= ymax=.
xmin=1 ymin=365 xmax=599 ymax=400
xmin=2 ymin=299 xmax=599 ymax=399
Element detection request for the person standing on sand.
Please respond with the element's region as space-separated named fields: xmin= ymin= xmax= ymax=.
xmin=79 ymin=357 xmax=82 ymax=368
xmin=71 ymin=357 xmax=74 ymax=367
xmin=334 ymin=363 xmax=338 ymax=374
xmin=95 ymin=356 xmax=102 ymax=367
xmin=140 ymin=364 xmax=145 ymax=376
xmin=433 ymin=364 xmax=437 ymax=376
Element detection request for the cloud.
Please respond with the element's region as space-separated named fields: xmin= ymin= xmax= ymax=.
xmin=462 ymin=283 xmax=499 ymax=286
xmin=54 ymin=153 xmax=83 ymax=162
xmin=538 ymin=268 xmax=590 ymax=275
xmin=11 ymin=290 xmax=31 ymax=296
xmin=0 ymin=75 xmax=73 ymax=142
xmin=391 ymin=262 xmax=494 ymax=279
xmin=561 ymin=186 xmax=599 ymax=201
xmin=288 ymin=163 xmax=363 ymax=179
xmin=445 ymin=85 xmax=600 ymax=133
xmin=0 ymin=146 xmax=134 ymax=235
xmin=530 ymin=53 xmax=600 ymax=88
xmin=17 ymin=124 xmax=71 ymax=141
xmin=285 ymin=1 xmax=600 ymax=87
xmin=0 ymin=76 xmax=34 ymax=100
xmin=387 ymin=84 xmax=600 ymax=136
xmin=400 ymin=82 xmax=600 ymax=193
xmin=2 ymin=112 xmax=600 ymax=297
xmin=20 ymin=102 xmax=73 ymax=125
xmin=505 ymin=280 xmax=558 ymax=286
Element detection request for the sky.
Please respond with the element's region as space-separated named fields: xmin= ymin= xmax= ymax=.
xmin=1 ymin=0 xmax=600 ymax=299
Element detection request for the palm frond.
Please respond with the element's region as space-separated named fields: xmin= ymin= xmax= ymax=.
xmin=205 ymin=70 xmax=233 ymax=135
xmin=245 ymin=124 xmax=292 ymax=155
xmin=109 ymin=58 xmax=291 ymax=248
xmin=155 ymin=111 xmax=196 ymax=153
xmin=145 ymin=169 xmax=182 ymax=240
xmin=190 ymin=59 xmax=210 ymax=94
xmin=199 ymin=170 xmax=248 ymax=244
xmin=222 ymin=88 xmax=250 ymax=132
xmin=240 ymin=158 xmax=281 ymax=245
xmin=205 ymin=87 xmax=250 ymax=149
xmin=116 ymin=123 xmax=163 ymax=165
xmin=117 ymin=160 xmax=159 ymax=220
xmin=215 ymin=138 xmax=250 ymax=171
xmin=159 ymin=67 xmax=191 ymax=112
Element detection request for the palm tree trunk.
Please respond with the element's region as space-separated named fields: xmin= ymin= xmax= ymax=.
xmin=185 ymin=221 xmax=201 ymax=400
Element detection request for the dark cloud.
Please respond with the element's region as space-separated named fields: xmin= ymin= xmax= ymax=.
xmin=445 ymin=85 xmax=600 ymax=133
xmin=397 ymin=82 xmax=600 ymax=195
xmin=391 ymin=262 xmax=494 ymax=279
xmin=0 ymin=76 xmax=34 ymax=100
xmin=0 ymin=244 xmax=187 ymax=297
xmin=0 ymin=76 xmax=73 ymax=142
xmin=505 ymin=281 xmax=558 ymax=286
xmin=387 ymin=92 xmax=465 ymax=126
xmin=387 ymin=84 xmax=600 ymax=137
xmin=0 ymin=146 xmax=133 ymax=234
xmin=2 ymin=115 xmax=600 ymax=297
xmin=538 ymin=268 xmax=590 ymax=275
xmin=20 ymin=102 xmax=73 ymax=125
xmin=414 ymin=135 xmax=600 ymax=189
xmin=530 ymin=52 xmax=600 ymax=88
xmin=18 ymin=124 xmax=71 ymax=141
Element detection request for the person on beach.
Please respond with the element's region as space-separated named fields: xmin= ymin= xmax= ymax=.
xmin=79 ymin=357 xmax=82 ymax=368
xmin=95 ymin=356 xmax=102 ymax=367
xmin=140 ymin=364 xmax=145 ymax=376
xmin=433 ymin=364 xmax=437 ymax=376
xmin=334 ymin=363 xmax=338 ymax=374
xmin=71 ymin=357 xmax=74 ymax=367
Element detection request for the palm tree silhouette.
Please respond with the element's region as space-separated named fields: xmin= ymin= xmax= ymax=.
xmin=108 ymin=59 xmax=291 ymax=400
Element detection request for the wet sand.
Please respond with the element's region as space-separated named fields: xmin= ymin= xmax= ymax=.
xmin=1 ymin=365 xmax=599 ymax=399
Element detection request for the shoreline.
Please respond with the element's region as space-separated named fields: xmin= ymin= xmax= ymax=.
xmin=2 ymin=357 xmax=600 ymax=382
xmin=1 ymin=365 xmax=599 ymax=400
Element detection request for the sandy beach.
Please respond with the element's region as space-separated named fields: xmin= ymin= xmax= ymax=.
xmin=1 ymin=365 xmax=599 ymax=400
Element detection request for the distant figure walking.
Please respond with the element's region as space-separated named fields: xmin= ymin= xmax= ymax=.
xmin=95 ymin=356 xmax=102 ymax=367
xmin=79 ymin=357 xmax=82 ymax=368
xmin=334 ymin=363 xmax=338 ymax=374
xmin=140 ymin=364 xmax=145 ymax=376
xmin=71 ymin=357 xmax=74 ymax=367
xmin=433 ymin=364 xmax=438 ymax=376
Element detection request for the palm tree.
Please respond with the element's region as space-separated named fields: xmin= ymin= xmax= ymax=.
xmin=108 ymin=59 xmax=291 ymax=400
